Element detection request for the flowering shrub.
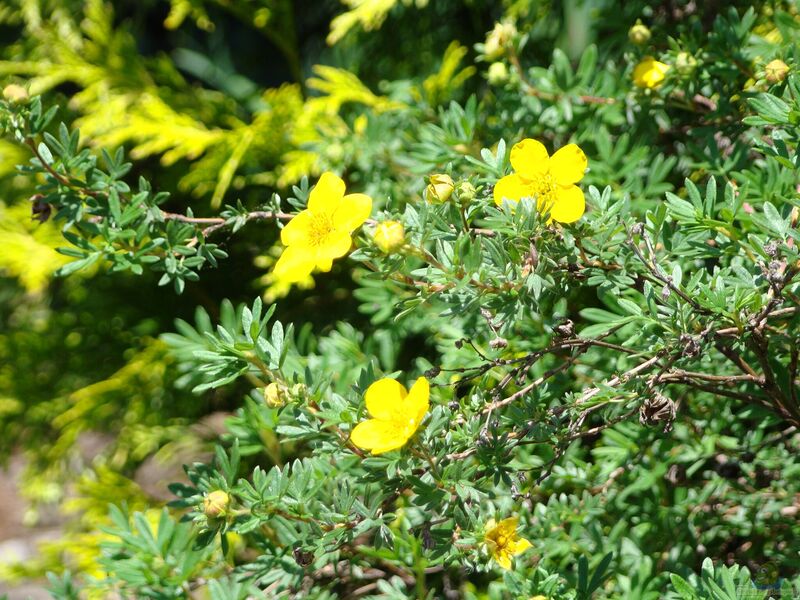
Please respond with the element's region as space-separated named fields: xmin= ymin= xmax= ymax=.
xmin=1 ymin=1 xmax=800 ymax=599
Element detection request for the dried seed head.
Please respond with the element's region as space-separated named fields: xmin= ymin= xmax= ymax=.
xmin=639 ymin=392 xmax=677 ymax=432
xmin=763 ymin=240 xmax=780 ymax=258
xmin=425 ymin=366 xmax=441 ymax=378
xmin=489 ymin=337 xmax=508 ymax=349
xmin=553 ymin=319 xmax=575 ymax=338
xmin=680 ymin=334 xmax=701 ymax=358
xmin=293 ymin=546 xmax=314 ymax=567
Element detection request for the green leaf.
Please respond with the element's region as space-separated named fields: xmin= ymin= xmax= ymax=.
xmin=670 ymin=574 xmax=699 ymax=600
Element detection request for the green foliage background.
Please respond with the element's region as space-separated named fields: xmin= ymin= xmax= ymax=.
xmin=1 ymin=0 xmax=800 ymax=598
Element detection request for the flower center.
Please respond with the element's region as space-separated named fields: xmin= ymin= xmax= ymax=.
xmin=307 ymin=213 xmax=334 ymax=246
xmin=527 ymin=172 xmax=557 ymax=211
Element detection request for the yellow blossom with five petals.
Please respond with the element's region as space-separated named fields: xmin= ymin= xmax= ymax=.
xmin=632 ymin=56 xmax=670 ymax=89
xmin=274 ymin=172 xmax=372 ymax=283
xmin=493 ymin=138 xmax=588 ymax=223
xmin=350 ymin=377 xmax=429 ymax=455
xmin=484 ymin=516 xmax=532 ymax=570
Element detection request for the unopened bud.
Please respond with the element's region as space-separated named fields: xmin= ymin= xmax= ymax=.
xmin=628 ymin=20 xmax=651 ymax=45
xmin=425 ymin=174 xmax=454 ymax=203
xmin=373 ymin=220 xmax=405 ymax=254
xmin=487 ymin=62 xmax=509 ymax=85
xmin=765 ymin=59 xmax=789 ymax=84
xmin=675 ymin=51 xmax=697 ymax=75
xmin=264 ymin=382 xmax=285 ymax=408
xmin=203 ymin=490 xmax=230 ymax=518
xmin=291 ymin=383 xmax=307 ymax=399
xmin=3 ymin=84 xmax=28 ymax=103
xmin=454 ymin=180 xmax=477 ymax=206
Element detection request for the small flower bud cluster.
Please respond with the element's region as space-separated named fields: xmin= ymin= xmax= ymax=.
xmin=264 ymin=381 xmax=307 ymax=408
xmin=482 ymin=21 xmax=517 ymax=60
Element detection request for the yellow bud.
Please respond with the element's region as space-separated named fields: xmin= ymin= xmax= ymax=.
xmin=291 ymin=382 xmax=307 ymax=398
xmin=3 ymin=84 xmax=28 ymax=103
xmin=628 ymin=20 xmax=651 ymax=45
xmin=483 ymin=21 xmax=516 ymax=60
xmin=765 ymin=59 xmax=789 ymax=84
xmin=203 ymin=490 xmax=230 ymax=518
xmin=373 ymin=221 xmax=405 ymax=254
xmin=487 ymin=62 xmax=509 ymax=85
xmin=425 ymin=174 xmax=455 ymax=203
xmin=675 ymin=52 xmax=697 ymax=75
xmin=325 ymin=143 xmax=345 ymax=162
xmin=264 ymin=382 xmax=285 ymax=407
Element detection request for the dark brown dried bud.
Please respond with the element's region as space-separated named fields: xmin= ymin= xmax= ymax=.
xmin=293 ymin=546 xmax=314 ymax=567
xmin=30 ymin=194 xmax=51 ymax=223
xmin=763 ymin=240 xmax=780 ymax=258
xmin=421 ymin=524 xmax=434 ymax=551
xmin=553 ymin=319 xmax=575 ymax=338
xmin=665 ymin=463 xmax=686 ymax=485
xmin=680 ymin=334 xmax=700 ymax=358
xmin=425 ymin=366 xmax=441 ymax=378
xmin=489 ymin=337 xmax=508 ymax=349
xmin=639 ymin=392 xmax=677 ymax=432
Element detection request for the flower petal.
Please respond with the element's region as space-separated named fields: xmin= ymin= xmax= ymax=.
xmin=308 ymin=172 xmax=346 ymax=215
xmin=280 ymin=211 xmax=312 ymax=246
xmin=495 ymin=517 xmax=519 ymax=537
xmin=510 ymin=138 xmax=549 ymax=178
xmin=334 ymin=193 xmax=372 ymax=232
xmin=495 ymin=550 xmax=513 ymax=570
xmin=365 ymin=378 xmax=408 ymax=420
xmin=549 ymin=185 xmax=585 ymax=224
xmin=510 ymin=537 xmax=532 ymax=556
xmin=406 ymin=377 xmax=430 ymax=427
xmin=549 ymin=143 xmax=587 ymax=185
xmin=317 ymin=229 xmax=353 ymax=262
xmin=350 ymin=419 xmax=410 ymax=454
xmin=273 ymin=245 xmax=315 ymax=283
xmin=315 ymin=257 xmax=333 ymax=272
xmin=493 ymin=174 xmax=533 ymax=206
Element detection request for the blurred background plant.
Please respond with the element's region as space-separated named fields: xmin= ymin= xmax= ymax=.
xmin=1 ymin=0 xmax=800 ymax=598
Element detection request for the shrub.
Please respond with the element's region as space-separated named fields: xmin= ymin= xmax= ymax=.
xmin=1 ymin=1 xmax=799 ymax=598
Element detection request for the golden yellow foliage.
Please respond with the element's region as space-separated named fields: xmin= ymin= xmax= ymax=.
xmin=0 ymin=203 xmax=72 ymax=293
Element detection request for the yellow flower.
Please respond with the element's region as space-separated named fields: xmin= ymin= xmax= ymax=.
xmin=373 ymin=220 xmax=405 ymax=254
xmin=633 ymin=56 xmax=670 ymax=89
xmin=484 ymin=516 xmax=532 ymax=570
xmin=273 ymin=172 xmax=372 ymax=283
xmin=493 ymin=138 xmax=588 ymax=223
xmin=425 ymin=174 xmax=455 ymax=203
xmin=350 ymin=377 xmax=429 ymax=455
xmin=765 ymin=59 xmax=789 ymax=84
